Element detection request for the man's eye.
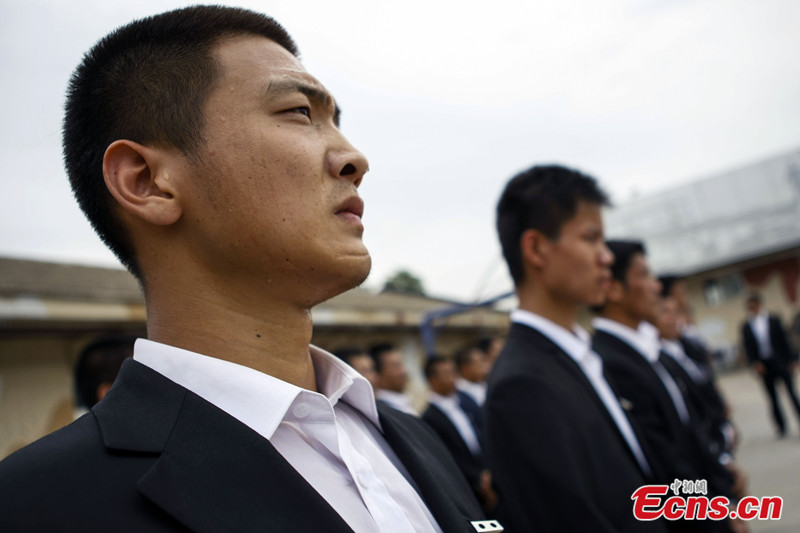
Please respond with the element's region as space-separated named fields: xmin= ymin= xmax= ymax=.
xmin=290 ymin=106 xmax=311 ymax=118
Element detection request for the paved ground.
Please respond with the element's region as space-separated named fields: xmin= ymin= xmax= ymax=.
xmin=717 ymin=368 xmax=800 ymax=532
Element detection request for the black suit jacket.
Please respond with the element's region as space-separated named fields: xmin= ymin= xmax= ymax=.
xmin=484 ymin=323 xmax=667 ymax=533
xmin=593 ymin=330 xmax=734 ymax=533
xmin=0 ymin=360 xmax=483 ymax=532
xmin=422 ymin=403 xmax=484 ymax=495
xmin=593 ymin=331 xmax=701 ymax=484
xmin=742 ymin=314 xmax=796 ymax=366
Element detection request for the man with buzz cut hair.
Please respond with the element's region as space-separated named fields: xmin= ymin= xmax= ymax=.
xmin=591 ymin=240 xmax=737 ymax=533
xmin=0 ymin=6 xmax=485 ymax=532
xmin=486 ymin=165 xmax=667 ymax=532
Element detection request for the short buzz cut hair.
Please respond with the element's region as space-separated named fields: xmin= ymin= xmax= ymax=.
xmin=424 ymin=354 xmax=451 ymax=380
xmin=368 ymin=343 xmax=396 ymax=374
xmin=658 ymin=274 xmax=682 ymax=298
xmin=589 ymin=239 xmax=645 ymax=314
xmin=496 ymin=164 xmax=610 ymax=285
xmin=454 ymin=346 xmax=481 ymax=371
xmin=606 ymin=240 xmax=646 ymax=284
xmin=63 ymin=5 xmax=298 ymax=280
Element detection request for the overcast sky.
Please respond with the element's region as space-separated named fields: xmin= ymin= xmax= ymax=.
xmin=2 ymin=0 xmax=799 ymax=301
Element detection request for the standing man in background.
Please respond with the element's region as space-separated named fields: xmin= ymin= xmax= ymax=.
xmin=591 ymin=240 xmax=738 ymax=533
xmin=423 ymin=355 xmax=496 ymax=514
xmin=485 ymin=164 xmax=666 ymax=532
xmin=741 ymin=293 xmax=800 ymax=437
xmin=371 ymin=343 xmax=418 ymax=415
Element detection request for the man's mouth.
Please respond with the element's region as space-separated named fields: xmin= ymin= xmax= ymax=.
xmin=335 ymin=196 xmax=364 ymax=222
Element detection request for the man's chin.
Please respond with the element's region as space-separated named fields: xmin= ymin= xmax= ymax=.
xmin=310 ymin=253 xmax=371 ymax=305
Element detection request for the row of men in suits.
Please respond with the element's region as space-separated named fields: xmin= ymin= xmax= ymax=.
xmin=336 ymin=342 xmax=500 ymax=516
xmin=0 ymin=6 xmax=495 ymax=532
xmin=484 ymin=165 xmax=751 ymax=532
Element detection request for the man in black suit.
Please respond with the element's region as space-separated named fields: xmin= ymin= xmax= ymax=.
xmin=422 ymin=355 xmax=496 ymax=513
xmin=657 ymin=293 xmax=737 ymax=458
xmin=0 ymin=6 xmax=486 ymax=532
xmin=591 ymin=240 xmax=737 ymax=533
xmin=486 ymin=165 xmax=666 ymax=532
xmin=741 ymin=293 xmax=800 ymax=437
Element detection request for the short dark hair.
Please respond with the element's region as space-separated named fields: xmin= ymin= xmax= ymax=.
xmin=424 ymin=354 xmax=450 ymax=380
xmin=333 ymin=347 xmax=368 ymax=365
xmin=497 ymin=164 xmax=610 ymax=284
xmin=606 ymin=240 xmax=646 ymax=284
xmin=589 ymin=239 xmax=645 ymax=314
xmin=658 ymin=274 xmax=682 ymax=298
xmin=454 ymin=346 xmax=481 ymax=371
xmin=63 ymin=6 xmax=298 ymax=280
xmin=74 ymin=336 xmax=136 ymax=408
xmin=475 ymin=337 xmax=495 ymax=354
xmin=368 ymin=343 xmax=396 ymax=374
xmin=746 ymin=292 xmax=762 ymax=305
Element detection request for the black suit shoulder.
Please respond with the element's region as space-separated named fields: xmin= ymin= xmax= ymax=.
xmin=1 ymin=361 xmax=485 ymax=533
xmin=592 ymin=331 xmax=706 ymax=486
xmin=421 ymin=403 xmax=483 ymax=490
xmin=0 ymin=409 xmax=184 ymax=532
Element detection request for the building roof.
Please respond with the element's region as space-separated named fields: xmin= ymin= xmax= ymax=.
xmin=0 ymin=257 xmax=508 ymax=330
xmin=606 ymin=147 xmax=800 ymax=275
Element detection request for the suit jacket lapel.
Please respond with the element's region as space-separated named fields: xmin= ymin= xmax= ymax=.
xmin=95 ymin=360 xmax=353 ymax=533
xmin=523 ymin=327 xmax=652 ymax=480
xmin=378 ymin=403 xmax=480 ymax=532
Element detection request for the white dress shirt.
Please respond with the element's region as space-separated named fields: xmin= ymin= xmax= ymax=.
xmin=749 ymin=311 xmax=773 ymax=359
xmin=511 ymin=310 xmax=652 ymax=477
xmin=134 ymin=339 xmax=441 ymax=533
xmin=660 ymin=339 xmax=708 ymax=384
xmin=594 ymin=318 xmax=691 ymax=426
xmin=428 ymin=392 xmax=482 ymax=456
xmin=455 ymin=378 xmax=487 ymax=406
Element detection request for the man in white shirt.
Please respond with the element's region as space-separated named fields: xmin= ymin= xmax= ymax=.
xmin=741 ymin=293 xmax=800 ymax=437
xmin=454 ymin=346 xmax=489 ymax=406
xmin=485 ymin=165 xmax=666 ymax=532
xmin=422 ymin=356 xmax=495 ymax=513
xmin=0 ymin=6 xmax=485 ymax=532
xmin=591 ymin=240 xmax=739 ymax=533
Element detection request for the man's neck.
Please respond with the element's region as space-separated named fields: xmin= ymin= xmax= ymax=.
xmin=144 ymin=282 xmax=318 ymax=391
xmin=517 ymin=288 xmax=578 ymax=331
xmin=599 ymin=306 xmax=639 ymax=330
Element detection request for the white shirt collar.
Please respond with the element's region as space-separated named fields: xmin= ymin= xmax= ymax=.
xmin=428 ymin=391 xmax=458 ymax=409
xmin=510 ymin=309 xmax=592 ymax=363
xmin=133 ymin=338 xmax=380 ymax=439
xmin=592 ymin=317 xmax=661 ymax=363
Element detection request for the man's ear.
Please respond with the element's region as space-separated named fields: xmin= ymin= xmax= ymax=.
xmin=103 ymin=140 xmax=182 ymax=226
xmin=520 ymin=228 xmax=551 ymax=269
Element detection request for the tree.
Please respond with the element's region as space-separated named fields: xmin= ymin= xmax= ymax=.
xmin=382 ymin=270 xmax=425 ymax=296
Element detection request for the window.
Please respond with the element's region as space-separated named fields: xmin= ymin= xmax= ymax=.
xmin=703 ymin=274 xmax=745 ymax=307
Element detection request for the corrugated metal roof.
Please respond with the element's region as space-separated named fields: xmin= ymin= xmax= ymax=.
xmin=0 ymin=257 xmax=506 ymax=321
xmin=0 ymin=257 xmax=143 ymax=303
xmin=606 ymin=147 xmax=800 ymax=274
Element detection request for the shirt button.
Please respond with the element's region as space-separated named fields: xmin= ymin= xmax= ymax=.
xmin=293 ymin=403 xmax=311 ymax=418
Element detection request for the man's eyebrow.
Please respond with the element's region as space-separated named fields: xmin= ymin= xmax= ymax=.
xmin=265 ymin=79 xmax=342 ymax=126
